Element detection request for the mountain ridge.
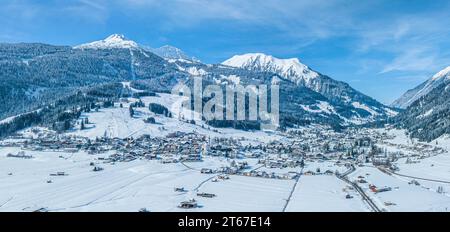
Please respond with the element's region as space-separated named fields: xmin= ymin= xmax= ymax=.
xmin=0 ymin=35 xmax=399 ymax=134
xmin=392 ymin=66 xmax=450 ymax=109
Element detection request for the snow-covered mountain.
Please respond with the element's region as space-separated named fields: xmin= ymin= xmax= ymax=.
xmin=395 ymin=74 xmax=450 ymax=141
xmin=223 ymin=53 xmax=319 ymax=85
xmin=75 ymin=35 xmax=199 ymax=63
xmin=74 ymin=34 xmax=140 ymax=50
xmin=150 ymin=45 xmax=200 ymax=63
xmin=222 ymin=53 xmax=397 ymax=119
xmin=392 ymin=66 xmax=450 ymax=109
xmin=0 ymin=35 xmax=398 ymax=134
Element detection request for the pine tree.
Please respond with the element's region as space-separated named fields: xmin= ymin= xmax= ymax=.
xmin=64 ymin=120 xmax=71 ymax=131
xmin=129 ymin=105 xmax=134 ymax=117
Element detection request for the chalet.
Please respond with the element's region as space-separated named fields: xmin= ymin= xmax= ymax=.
xmin=247 ymin=150 xmax=263 ymax=158
xmin=269 ymin=172 xmax=277 ymax=179
xmin=282 ymin=172 xmax=299 ymax=180
xmin=64 ymin=148 xmax=79 ymax=153
xmin=358 ymin=179 xmax=367 ymax=184
xmin=200 ymin=168 xmax=213 ymax=174
xmin=180 ymin=154 xmax=202 ymax=162
xmin=218 ymin=174 xmax=230 ymax=180
xmin=372 ymin=156 xmax=391 ymax=166
xmin=197 ymin=193 xmax=216 ymax=198
xmin=50 ymin=172 xmax=68 ymax=176
xmin=93 ymin=166 xmax=104 ymax=172
xmin=7 ymin=151 xmax=33 ymax=159
xmin=375 ymin=187 xmax=392 ymax=193
xmin=145 ymin=154 xmax=158 ymax=160
xmin=161 ymin=156 xmax=178 ymax=164
xmin=242 ymin=171 xmax=252 ymax=177
xmin=324 ymin=170 xmax=334 ymax=175
xmin=408 ymin=180 xmax=420 ymax=186
xmin=304 ymin=171 xmax=315 ymax=176
xmin=174 ymin=187 xmax=186 ymax=192
xmin=178 ymin=199 xmax=198 ymax=209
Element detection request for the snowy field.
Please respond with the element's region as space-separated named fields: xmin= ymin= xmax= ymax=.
xmin=1 ymin=94 xmax=450 ymax=212
xmin=196 ymin=176 xmax=294 ymax=212
xmin=349 ymin=166 xmax=450 ymax=212
xmin=396 ymin=154 xmax=450 ymax=183
xmin=0 ymin=144 xmax=377 ymax=212
xmin=0 ymin=147 xmax=310 ymax=212
xmin=375 ymin=129 xmax=450 ymax=198
xmin=285 ymin=175 xmax=369 ymax=212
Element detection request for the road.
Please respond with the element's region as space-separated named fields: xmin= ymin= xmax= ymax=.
xmin=336 ymin=165 xmax=382 ymax=212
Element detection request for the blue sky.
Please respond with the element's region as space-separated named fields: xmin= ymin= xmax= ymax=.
xmin=1 ymin=0 xmax=450 ymax=104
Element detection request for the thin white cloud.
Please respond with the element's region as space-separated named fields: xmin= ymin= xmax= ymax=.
xmin=381 ymin=47 xmax=437 ymax=73
xmin=117 ymin=0 xmax=357 ymax=39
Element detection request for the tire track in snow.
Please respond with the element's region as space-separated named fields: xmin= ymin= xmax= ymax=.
xmin=336 ymin=165 xmax=382 ymax=212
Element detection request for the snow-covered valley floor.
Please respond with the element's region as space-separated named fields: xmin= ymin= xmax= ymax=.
xmin=1 ymin=92 xmax=450 ymax=212
xmin=0 ymin=147 xmax=289 ymax=212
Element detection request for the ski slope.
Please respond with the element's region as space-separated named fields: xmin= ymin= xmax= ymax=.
xmin=68 ymin=93 xmax=285 ymax=144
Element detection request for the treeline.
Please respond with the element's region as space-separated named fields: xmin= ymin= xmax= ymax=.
xmin=149 ymin=103 xmax=171 ymax=117
xmin=206 ymin=120 xmax=260 ymax=131
xmin=0 ymin=82 xmax=125 ymax=138
xmin=0 ymin=43 xmax=181 ymax=121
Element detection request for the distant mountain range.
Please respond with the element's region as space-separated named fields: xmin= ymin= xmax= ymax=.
xmin=0 ymin=34 xmax=399 ymax=134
